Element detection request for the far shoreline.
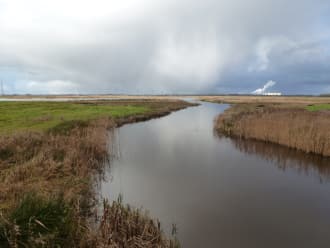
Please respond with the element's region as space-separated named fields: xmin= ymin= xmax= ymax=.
xmin=207 ymin=96 xmax=330 ymax=157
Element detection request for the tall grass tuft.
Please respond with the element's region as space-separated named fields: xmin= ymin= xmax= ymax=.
xmin=0 ymin=194 xmax=79 ymax=247
xmin=96 ymin=198 xmax=180 ymax=248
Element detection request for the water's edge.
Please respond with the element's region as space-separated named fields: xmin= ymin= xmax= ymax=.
xmin=101 ymin=101 xmax=330 ymax=248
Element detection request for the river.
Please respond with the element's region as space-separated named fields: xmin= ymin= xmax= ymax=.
xmin=101 ymin=101 xmax=330 ymax=248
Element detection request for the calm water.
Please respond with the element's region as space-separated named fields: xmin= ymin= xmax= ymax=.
xmin=101 ymin=102 xmax=330 ymax=248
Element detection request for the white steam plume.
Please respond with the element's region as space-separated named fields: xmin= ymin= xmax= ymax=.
xmin=252 ymin=80 xmax=276 ymax=94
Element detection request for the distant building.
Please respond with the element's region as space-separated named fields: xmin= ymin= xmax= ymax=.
xmin=262 ymin=92 xmax=282 ymax=96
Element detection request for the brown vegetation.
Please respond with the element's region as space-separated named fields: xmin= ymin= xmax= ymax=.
xmin=0 ymin=194 xmax=179 ymax=247
xmin=0 ymin=100 xmax=194 ymax=209
xmin=201 ymin=95 xmax=330 ymax=104
xmin=0 ymin=99 xmax=194 ymax=247
xmin=0 ymin=118 xmax=112 ymax=210
xmin=215 ymin=104 xmax=330 ymax=157
xmin=96 ymin=199 xmax=179 ymax=248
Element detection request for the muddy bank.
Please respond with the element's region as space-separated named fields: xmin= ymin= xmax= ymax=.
xmin=214 ymin=104 xmax=330 ymax=157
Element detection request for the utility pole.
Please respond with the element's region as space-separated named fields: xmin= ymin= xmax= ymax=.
xmin=0 ymin=80 xmax=4 ymax=96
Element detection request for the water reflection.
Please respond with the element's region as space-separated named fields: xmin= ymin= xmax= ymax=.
xmin=101 ymin=102 xmax=330 ymax=248
xmin=227 ymin=137 xmax=330 ymax=182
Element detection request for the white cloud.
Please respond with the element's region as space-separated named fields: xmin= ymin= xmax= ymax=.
xmin=249 ymin=37 xmax=296 ymax=72
xmin=0 ymin=0 xmax=329 ymax=94
xmin=153 ymin=32 xmax=229 ymax=91
xmin=15 ymin=80 xmax=79 ymax=95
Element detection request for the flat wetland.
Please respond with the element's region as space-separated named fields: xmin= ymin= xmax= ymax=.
xmin=0 ymin=101 xmax=149 ymax=133
xmin=102 ymin=99 xmax=330 ymax=247
xmin=1 ymin=95 xmax=330 ymax=247
xmin=0 ymin=99 xmax=193 ymax=247
xmin=210 ymin=98 xmax=330 ymax=157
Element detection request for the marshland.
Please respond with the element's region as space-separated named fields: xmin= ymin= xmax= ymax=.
xmin=1 ymin=96 xmax=330 ymax=248
xmin=2 ymin=0 xmax=330 ymax=246
xmin=204 ymin=96 xmax=330 ymax=156
xmin=0 ymin=99 xmax=193 ymax=247
xmin=101 ymin=96 xmax=330 ymax=248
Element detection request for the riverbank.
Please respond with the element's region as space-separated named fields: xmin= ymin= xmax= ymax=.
xmin=213 ymin=101 xmax=330 ymax=157
xmin=0 ymin=99 xmax=194 ymax=247
xmin=200 ymin=95 xmax=330 ymax=104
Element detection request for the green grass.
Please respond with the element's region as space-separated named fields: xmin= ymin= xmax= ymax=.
xmin=0 ymin=101 xmax=150 ymax=133
xmin=306 ymin=103 xmax=330 ymax=111
xmin=0 ymin=193 xmax=77 ymax=247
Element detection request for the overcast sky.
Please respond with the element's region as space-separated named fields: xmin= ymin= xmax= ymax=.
xmin=0 ymin=0 xmax=329 ymax=95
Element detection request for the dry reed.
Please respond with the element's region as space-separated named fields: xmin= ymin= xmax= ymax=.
xmin=95 ymin=199 xmax=179 ymax=248
xmin=0 ymin=118 xmax=113 ymax=210
xmin=0 ymin=100 xmax=193 ymax=247
xmin=201 ymin=95 xmax=330 ymax=104
xmin=215 ymin=104 xmax=330 ymax=157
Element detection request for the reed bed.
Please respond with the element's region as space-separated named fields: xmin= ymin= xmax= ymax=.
xmin=0 ymin=100 xmax=194 ymax=209
xmin=0 ymin=118 xmax=113 ymax=210
xmin=201 ymin=95 xmax=330 ymax=104
xmin=0 ymin=195 xmax=179 ymax=248
xmin=0 ymin=100 xmax=193 ymax=247
xmin=215 ymin=104 xmax=330 ymax=157
xmin=96 ymin=199 xmax=179 ymax=248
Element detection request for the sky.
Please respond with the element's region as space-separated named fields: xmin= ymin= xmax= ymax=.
xmin=0 ymin=0 xmax=329 ymax=95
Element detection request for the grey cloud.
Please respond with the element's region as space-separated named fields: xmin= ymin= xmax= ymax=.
xmin=0 ymin=0 xmax=329 ymax=94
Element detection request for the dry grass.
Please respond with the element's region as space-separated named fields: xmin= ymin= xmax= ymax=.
xmin=0 ymin=99 xmax=193 ymax=247
xmin=0 ymin=100 xmax=194 ymax=210
xmin=201 ymin=95 xmax=330 ymax=104
xmin=0 ymin=118 xmax=113 ymax=210
xmin=1 ymin=195 xmax=179 ymax=248
xmin=95 ymin=199 xmax=179 ymax=248
xmin=215 ymin=104 xmax=330 ymax=157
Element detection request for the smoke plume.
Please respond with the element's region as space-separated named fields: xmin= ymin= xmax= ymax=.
xmin=252 ymin=80 xmax=276 ymax=95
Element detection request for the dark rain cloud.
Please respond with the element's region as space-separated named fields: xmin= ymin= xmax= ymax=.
xmin=0 ymin=0 xmax=329 ymax=94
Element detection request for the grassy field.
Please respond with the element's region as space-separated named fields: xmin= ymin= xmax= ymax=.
xmin=0 ymin=99 xmax=192 ymax=247
xmin=0 ymin=101 xmax=150 ymax=133
xmin=306 ymin=103 xmax=330 ymax=111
